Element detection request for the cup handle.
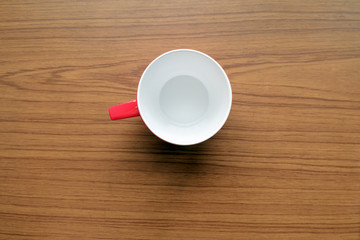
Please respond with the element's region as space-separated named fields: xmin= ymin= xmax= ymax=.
xmin=109 ymin=100 xmax=140 ymax=120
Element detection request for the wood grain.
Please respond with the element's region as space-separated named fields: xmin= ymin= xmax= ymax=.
xmin=1 ymin=0 xmax=360 ymax=239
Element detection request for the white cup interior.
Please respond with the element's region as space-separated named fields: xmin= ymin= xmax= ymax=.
xmin=137 ymin=49 xmax=232 ymax=145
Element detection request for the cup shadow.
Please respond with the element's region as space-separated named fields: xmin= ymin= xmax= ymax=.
xmin=132 ymin=124 xmax=218 ymax=188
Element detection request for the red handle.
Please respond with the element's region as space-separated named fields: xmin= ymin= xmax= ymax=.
xmin=109 ymin=100 xmax=140 ymax=120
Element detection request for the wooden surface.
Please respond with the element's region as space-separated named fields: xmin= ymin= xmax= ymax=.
xmin=1 ymin=0 xmax=360 ymax=239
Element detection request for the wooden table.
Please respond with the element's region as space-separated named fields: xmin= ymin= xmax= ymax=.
xmin=1 ymin=0 xmax=360 ymax=239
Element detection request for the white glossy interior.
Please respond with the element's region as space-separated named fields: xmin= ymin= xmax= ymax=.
xmin=137 ymin=49 xmax=232 ymax=145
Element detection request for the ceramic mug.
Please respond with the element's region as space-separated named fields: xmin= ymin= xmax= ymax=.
xmin=109 ymin=49 xmax=232 ymax=145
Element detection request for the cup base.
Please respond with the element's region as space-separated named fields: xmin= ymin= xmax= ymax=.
xmin=159 ymin=75 xmax=209 ymax=127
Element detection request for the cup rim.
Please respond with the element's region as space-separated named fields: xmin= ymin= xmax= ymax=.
xmin=137 ymin=49 xmax=232 ymax=145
